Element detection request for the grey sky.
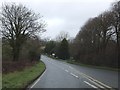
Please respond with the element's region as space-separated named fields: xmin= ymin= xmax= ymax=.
xmin=1 ymin=0 xmax=115 ymax=39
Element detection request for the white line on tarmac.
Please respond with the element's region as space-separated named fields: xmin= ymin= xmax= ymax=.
xmin=93 ymin=79 xmax=112 ymax=88
xmin=74 ymin=69 xmax=112 ymax=88
xmin=65 ymin=69 xmax=69 ymax=72
xmin=88 ymin=79 xmax=104 ymax=88
xmin=45 ymin=56 xmax=112 ymax=89
xmin=70 ymin=73 xmax=79 ymax=78
xmin=84 ymin=81 xmax=98 ymax=88
xmin=69 ymin=66 xmax=74 ymax=69
xmin=30 ymin=69 xmax=47 ymax=88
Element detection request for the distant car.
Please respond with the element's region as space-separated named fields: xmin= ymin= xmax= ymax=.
xmin=52 ymin=53 xmax=55 ymax=56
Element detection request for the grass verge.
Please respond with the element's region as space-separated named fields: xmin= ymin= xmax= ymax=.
xmin=67 ymin=60 xmax=119 ymax=71
xmin=2 ymin=61 xmax=45 ymax=89
xmin=0 ymin=73 xmax=2 ymax=89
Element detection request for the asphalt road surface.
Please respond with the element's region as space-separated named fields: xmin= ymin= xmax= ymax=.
xmin=30 ymin=55 xmax=119 ymax=89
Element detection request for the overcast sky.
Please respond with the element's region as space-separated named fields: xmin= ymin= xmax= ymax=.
xmin=1 ymin=0 xmax=115 ymax=40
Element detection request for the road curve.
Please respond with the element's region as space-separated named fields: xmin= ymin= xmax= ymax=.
xmin=29 ymin=55 xmax=119 ymax=89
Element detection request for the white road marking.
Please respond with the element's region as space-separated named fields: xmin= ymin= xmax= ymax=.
xmin=73 ymin=69 xmax=112 ymax=88
xmin=65 ymin=69 xmax=69 ymax=72
xmin=44 ymin=56 xmax=112 ymax=89
xmin=70 ymin=73 xmax=79 ymax=78
xmin=88 ymin=79 xmax=104 ymax=88
xmin=83 ymin=73 xmax=112 ymax=88
xmin=69 ymin=66 xmax=74 ymax=69
xmin=30 ymin=69 xmax=47 ymax=88
xmin=93 ymin=79 xmax=112 ymax=88
xmin=49 ymin=58 xmax=111 ymax=89
xmin=84 ymin=81 xmax=98 ymax=88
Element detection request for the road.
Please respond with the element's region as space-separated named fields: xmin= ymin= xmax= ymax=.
xmin=30 ymin=55 xmax=119 ymax=89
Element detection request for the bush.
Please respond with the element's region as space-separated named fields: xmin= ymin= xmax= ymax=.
xmin=2 ymin=36 xmax=42 ymax=73
xmin=19 ymin=37 xmax=41 ymax=62
xmin=2 ymin=41 xmax=12 ymax=61
xmin=29 ymin=48 xmax=40 ymax=62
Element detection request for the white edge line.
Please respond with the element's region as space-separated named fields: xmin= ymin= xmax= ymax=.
xmin=70 ymin=73 xmax=79 ymax=78
xmin=78 ymin=72 xmax=112 ymax=88
xmin=65 ymin=69 xmax=69 ymax=72
xmin=30 ymin=69 xmax=47 ymax=88
xmin=69 ymin=66 xmax=73 ymax=69
xmin=84 ymin=81 xmax=98 ymax=88
xmin=69 ymin=67 xmax=111 ymax=88
xmin=86 ymin=74 xmax=112 ymax=88
xmin=94 ymin=79 xmax=112 ymax=88
xmin=88 ymin=79 xmax=104 ymax=88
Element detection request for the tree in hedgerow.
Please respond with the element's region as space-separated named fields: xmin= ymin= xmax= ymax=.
xmin=0 ymin=3 xmax=45 ymax=61
xmin=44 ymin=41 xmax=56 ymax=55
xmin=57 ymin=38 xmax=70 ymax=60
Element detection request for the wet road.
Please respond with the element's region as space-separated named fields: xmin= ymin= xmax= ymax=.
xmin=30 ymin=55 xmax=119 ymax=89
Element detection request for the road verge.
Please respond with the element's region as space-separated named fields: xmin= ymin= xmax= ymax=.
xmin=2 ymin=60 xmax=46 ymax=89
xmin=67 ymin=60 xmax=119 ymax=71
xmin=45 ymin=55 xmax=119 ymax=71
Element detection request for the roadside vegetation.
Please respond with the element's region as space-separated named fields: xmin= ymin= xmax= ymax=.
xmin=67 ymin=60 xmax=119 ymax=71
xmin=0 ymin=1 xmax=119 ymax=88
xmin=44 ymin=38 xmax=70 ymax=60
xmin=0 ymin=38 xmax=2 ymax=89
xmin=2 ymin=61 xmax=45 ymax=89
xmin=44 ymin=1 xmax=120 ymax=69
xmin=0 ymin=3 xmax=46 ymax=89
xmin=0 ymin=74 xmax=1 ymax=89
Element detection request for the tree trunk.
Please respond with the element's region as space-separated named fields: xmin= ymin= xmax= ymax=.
xmin=116 ymin=30 xmax=120 ymax=68
xmin=12 ymin=45 xmax=20 ymax=61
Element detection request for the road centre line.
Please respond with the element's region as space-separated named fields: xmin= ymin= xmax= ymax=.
xmin=46 ymin=57 xmax=112 ymax=89
xmin=70 ymin=73 xmax=79 ymax=78
xmin=88 ymin=79 xmax=105 ymax=88
xmin=30 ymin=69 xmax=47 ymax=88
xmin=65 ymin=69 xmax=69 ymax=72
xmin=63 ymin=64 xmax=112 ymax=89
xmin=68 ymin=66 xmax=112 ymax=89
xmin=50 ymin=59 xmax=111 ymax=89
xmin=69 ymin=66 xmax=74 ymax=69
xmin=93 ymin=79 xmax=112 ymax=89
xmin=79 ymin=72 xmax=112 ymax=88
xmin=84 ymin=81 xmax=98 ymax=88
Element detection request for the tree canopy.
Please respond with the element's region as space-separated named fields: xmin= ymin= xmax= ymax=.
xmin=0 ymin=3 xmax=46 ymax=61
xmin=57 ymin=38 xmax=70 ymax=60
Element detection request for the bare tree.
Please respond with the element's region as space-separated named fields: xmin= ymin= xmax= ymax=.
xmin=112 ymin=1 xmax=120 ymax=62
xmin=98 ymin=11 xmax=115 ymax=53
xmin=0 ymin=3 xmax=46 ymax=61
xmin=55 ymin=31 xmax=70 ymax=42
xmin=72 ymin=10 xmax=117 ymax=66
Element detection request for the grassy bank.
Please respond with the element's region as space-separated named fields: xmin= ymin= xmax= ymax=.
xmin=2 ymin=61 xmax=45 ymax=89
xmin=67 ymin=60 xmax=119 ymax=71
xmin=0 ymin=73 xmax=2 ymax=89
